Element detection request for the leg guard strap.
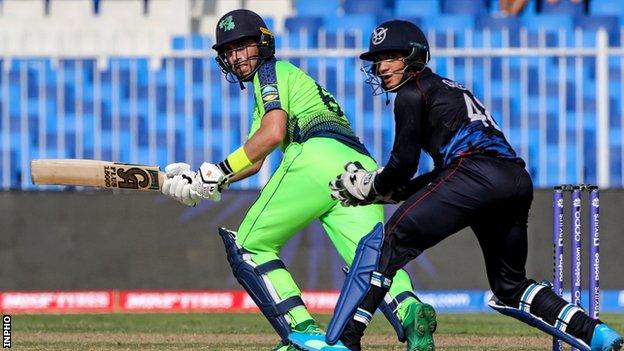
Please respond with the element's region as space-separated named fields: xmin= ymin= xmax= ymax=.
xmin=326 ymin=222 xmax=385 ymax=345
xmin=555 ymin=304 xmax=585 ymax=333
xmin=353 ymin=308 xmax=373 ymax=326
xmin=371 ymin=271 xmax=392 ymax=289
xmin=519 ymin=281 xmax=549 ymax=313
xmin=387 ymin=291 xmax=418 ymax=313
xmin=218 ymin=228 xmax=304 ymax=344
xmin=254 ymin=259 xmax=286 ymax=275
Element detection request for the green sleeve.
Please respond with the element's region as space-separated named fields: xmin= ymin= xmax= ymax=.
xmin=248 ymin=106 xmax=262 ymax=139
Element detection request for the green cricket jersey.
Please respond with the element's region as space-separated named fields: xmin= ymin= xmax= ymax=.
xmin=250 ymin=58 xmax=369 ymax=156
xmin=233 ymin=58 xmax=417 ymax=329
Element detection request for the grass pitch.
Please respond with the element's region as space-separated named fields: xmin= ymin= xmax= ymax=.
xmin=11 ymin=313 xmax=624 ymax=350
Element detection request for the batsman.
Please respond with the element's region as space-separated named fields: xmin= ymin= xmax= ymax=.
xmin=161 ymin=9 xmax=436 ymax=351
xmin=290 ymin=19 xmax=623 ymax=351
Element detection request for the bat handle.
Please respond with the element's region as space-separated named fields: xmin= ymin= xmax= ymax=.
xmin=157 ymin=171 xmax=166 ymax=191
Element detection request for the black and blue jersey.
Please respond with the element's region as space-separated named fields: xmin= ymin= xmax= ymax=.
xmin=374 ymin=68 xmax=522 ymax=196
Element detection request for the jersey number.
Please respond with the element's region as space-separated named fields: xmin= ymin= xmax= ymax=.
xmin=316 ymin=83 xmax=344 ymax=117
xmin=463 ymin=93 xmax=501 ymax=131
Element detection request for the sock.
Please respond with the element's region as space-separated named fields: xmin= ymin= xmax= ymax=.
xmin=341 ymin=284 xmax=388 ymax=350
xmin=397 ymin=296 xmax=419 ymax=323
xmin=341 ymin=319 xmax=365 ymax=351
xmin=287 ymin=305 xmax=314 ymax=328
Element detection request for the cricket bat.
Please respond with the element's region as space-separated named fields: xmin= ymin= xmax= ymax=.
xmin=31 ymin=159 xmax=165 ymax=191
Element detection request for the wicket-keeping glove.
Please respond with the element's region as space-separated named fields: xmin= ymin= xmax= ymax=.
xmin=330 ymin=161 xmax=393 ymax=207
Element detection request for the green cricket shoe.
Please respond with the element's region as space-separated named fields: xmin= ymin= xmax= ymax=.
xmin=403 ymin=301 xmax=437 ymax=351
xmin=272 ymin=320 xmax=324 ymax=350
xmin=272 ymin=341 xmax=298 ymax=351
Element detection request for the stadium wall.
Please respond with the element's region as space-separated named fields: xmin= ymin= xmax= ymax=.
xmin=1 ymin=189 xmax=623 ymax=291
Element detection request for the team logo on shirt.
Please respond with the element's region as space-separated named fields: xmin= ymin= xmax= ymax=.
xmin=442 ymin=79 xmax=466 ymax=90
xmin=372 ymin=27 xmax=388 ymax=45
xmin=261 ymin=84 xmax=279 ymax=105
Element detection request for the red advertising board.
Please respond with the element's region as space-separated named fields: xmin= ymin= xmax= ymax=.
xmin=0 ymin=291 xmax=114 ymax=313
xmin=0 ymin=290 xmax=339 ymax=313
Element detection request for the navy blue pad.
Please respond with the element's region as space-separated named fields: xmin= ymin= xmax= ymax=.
xmin=219 ymin=228 xmax=303 ymax=343
xmin=326 ymin=222 xmax=384 ymax=344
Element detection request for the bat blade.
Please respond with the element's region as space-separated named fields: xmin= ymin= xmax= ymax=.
xmin=31 ymin=159 xmax=165 ymax=191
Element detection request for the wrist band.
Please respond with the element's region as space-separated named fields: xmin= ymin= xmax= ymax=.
xmin=223 ymin=146 xmax=252 ymax=174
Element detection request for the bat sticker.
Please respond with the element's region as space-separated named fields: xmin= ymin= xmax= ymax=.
xmin=104 ymin=164 xmax=161 ymax=190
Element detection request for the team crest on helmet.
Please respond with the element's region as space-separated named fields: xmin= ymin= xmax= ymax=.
xmin=219 ymin=15 xmax=235 ymax=31
xmin=371 ymin=27 xmax=388 ymax=45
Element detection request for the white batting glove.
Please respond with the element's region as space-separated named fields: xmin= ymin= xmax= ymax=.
xmin=162 ymin=163 xmax=201 ymax=207
xmin=162 ymin=162 xmax=228 ymax=206
xmin=191 ymin=162 xmax=228 ymax=202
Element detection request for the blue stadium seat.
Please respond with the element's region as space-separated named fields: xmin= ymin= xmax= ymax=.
xmin=541 ymin=0 xmax=584 ymax=16
xmin=171 ymin=35 xmax=186 ymax=50
xmin=323 ymin=31 xmax=359 ymax=49
xmin=284 ymin=16 xmax=324 ymax=48
xmin=521 ymin=14 xmax=572 ymax=31
xmin=471 ymin=29 xmax=518 ymax=48
xmin=609 ymin=145 xmax=622 ymax=185
xmin=395 ymin=0 xmax=440 ymax=17
xmin=294 ymin=0 xmax=340 ymax=16
xmin=573 ymin=15 xmax=620 ymax=46
xmin=590 ymin=0 xmax=624 ymax=17
xmin=476 ymin=15 xmax=520 ymax=32
xmin=189 ymin=34 xmax=208 ymax=50
xmin=441 ymin=0 xmax=487 ymax=15
xmin=344 ymin=0 xmax=392 ymax=17
xmin=422 ymin=14 xmax=475 ymax=33
xmin=421 ymin=15 xmax=474 ymax=48
xmin=323 ymin=14 xmax=377 ymax=47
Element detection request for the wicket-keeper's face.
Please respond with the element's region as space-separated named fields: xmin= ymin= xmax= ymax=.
xmin=374 ymin=52 xmax=407 ymax=90
xmin=222 ymin=38 xmax=260 ymax=78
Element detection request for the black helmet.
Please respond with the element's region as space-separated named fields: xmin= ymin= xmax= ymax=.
xmin=360 ymin=20 xmax=430 ymax=95
xmin=212 ymin=9 xmax=275 ymax=57
xmin=360 ymin=19 xmax=430 ymax=69
xmin=212 ymin=10 xmax=276 ymax=86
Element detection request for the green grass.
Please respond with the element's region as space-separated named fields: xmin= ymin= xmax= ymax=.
xmin=10 ymin=313 xmax=624 ymax=350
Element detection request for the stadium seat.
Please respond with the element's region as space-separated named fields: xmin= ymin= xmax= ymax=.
xmin=422 ymin=14 xmax=475 ymax=33
xmin=294 ymin=0 xmax=340 ymax=16
xmin=323 ymin=14 xmax=377 ymax=47
xmin=541 ymin=0 xmax=584 ymax=16
xmin=344 ymin=0 xmax=393 ymax=17
xmin=323 ymin=31 xmax=358 ymax=49
xmin=441 ymin=0 xmax=487 ymax=15
xmin=3 ymin=1 xmax=624 ymax=189
xmin=573 ymin=15 xmax=620 ymax=46
xmin=520 ymin=14 xmax=572 ymax=31
xmin=422 ymin=14 xmax=474 ymax=47
xmin=394 ymin=0 xmax=440 ymax=17
xmin=475 ymin=15 xmax=520 ymax=32
xmin=590 ymin=0 xmax=624 ymax=17
xmin=475 ymin=16 xmax=521 ymax=47
xmin=284 ymin=16 xmax=324 ymax=48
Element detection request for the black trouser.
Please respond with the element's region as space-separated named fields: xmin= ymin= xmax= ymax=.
xmin=341 ymin=155 xmax=599 ymax=350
